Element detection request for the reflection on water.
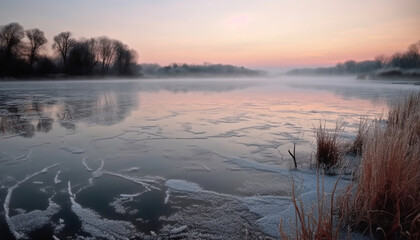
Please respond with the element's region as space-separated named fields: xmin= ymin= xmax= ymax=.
xmin=0 ymin=79 xmax=262 ymax=138
xmin=0 ymin=77 xmax=418 ymax=239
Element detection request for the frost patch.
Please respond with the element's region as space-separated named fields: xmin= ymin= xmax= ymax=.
xmin=165 ymin=179 xmax=203 ymax=193
xmin=9 ymin=198 xmax=60 ymax=239
xmin=120 ymin=167 xmax=140 ymax=173
xmin=170 ymin=225 xmax=188 ymax=234
xmin=81 ymin=156 xmax=93 ymax=172
xmin=3 ymin=163 xmax=60 ymax=239
xmin=54 ymin=170 xmax=61 ymax=184
xmin=67 ymin=181 xmax=139 ymax=239
xmin=109 ymin=192 xmax=146 ymax=214
xmin=92 ymin=159 xmax=104 ymax=178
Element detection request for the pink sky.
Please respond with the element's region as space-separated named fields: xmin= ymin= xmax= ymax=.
xmin=1 ymin=0 xmax=419 ymax=69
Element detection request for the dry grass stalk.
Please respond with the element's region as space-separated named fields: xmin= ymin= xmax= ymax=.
xmin=342 ymin=91 xmax=420 ymax=239
xmin=347 ymin=117 xmax=369 ymax=155
xmin=279 ymin=172 xmax=344 ymax=240
xmin=315 ymin=121 xmax=346 ymax=174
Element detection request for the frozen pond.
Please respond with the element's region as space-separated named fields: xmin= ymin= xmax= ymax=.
xmin=0 ymin=76 xmax=418 ymax=239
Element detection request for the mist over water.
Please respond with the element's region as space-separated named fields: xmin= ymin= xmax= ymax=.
xmin=0 ymin=76 xmax=418 ymax=239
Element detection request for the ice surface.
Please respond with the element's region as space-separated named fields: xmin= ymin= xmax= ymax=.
xmin=178 ymin=162 xmax=211 ymax=172
xmin=67 ymin=181 xmax=140 ymax=239
xmin=226 ymin=157 xmax=286 ymax=175
xmin=25 ymin=142 xmax=51 ymax=148
xmin=3 ymin=163 xmax=60 ymax=239
xmin=103 ymin=171 xmax=161 ymax=191
xmin=162 ymin=179 xmax=267 ymax=239
xmin=61 ymin=144 xmax=84 ymax=154
xmin=226 ymin=157 xmax=348 ymax=192
xmin=165 ymin=164 xmax=350 ymax=239
xmin=0 ymin=132 xmax=26 ymax=139
xmin=1 ymin=149 xmax=32 ymax=165
xmin=91 ymin=133 xmax=125 ymax=142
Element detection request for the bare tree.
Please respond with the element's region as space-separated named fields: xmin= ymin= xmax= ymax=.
xmin=97 ymin=36 xmax=116 ymax=74
xmin=375 ymin=54 xmax=389 ymax=68
xmin=114 ymin=41 xmax=137 ymax=75
xmin=25 ymin=28 xmax=47 ymax=70
xmin=0 ymin=22 xmax=24 ymax=60
xmin=67 ymin=38 xmax=99 ymax=75
xmin=52 ymin=31 xmax=76 ymax=70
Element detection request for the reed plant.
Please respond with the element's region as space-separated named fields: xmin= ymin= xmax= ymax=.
xmin=281 ymin=92 xmax=420 ymax=239
xmin=279 ymin=172 xmax=344 ymax=240
xmin=347 ymin=117 xmax=369 ymax=156
xmin=341 ymin=91 xmax=420 ymax=239
xmin=315 ymin=121 xmax=346 ymax=174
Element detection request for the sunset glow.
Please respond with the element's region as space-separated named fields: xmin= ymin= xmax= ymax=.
xmin=1 ymin=0 xmax=419 ymax=68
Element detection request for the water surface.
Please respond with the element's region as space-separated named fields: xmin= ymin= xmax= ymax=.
xmin=0 ymin=76 xmax=418 ymax=239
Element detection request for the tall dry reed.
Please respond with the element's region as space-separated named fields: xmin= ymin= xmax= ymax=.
xmin=342 ymin=91 xmax=420 ymax=239
xmin=279 ymin=171 xmax=345 ymax=240
xmin=315 ymin=121 xmax=346 ymax=174
xmin=347 ymin=117 xmax=369 ymax=156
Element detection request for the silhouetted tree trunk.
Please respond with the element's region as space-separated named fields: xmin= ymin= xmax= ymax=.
xmin=25 ymin=28 xmax=47 ymax=71
xmin=98 ymin=36 xmax=116 ymax=75
xmin=0 ymin=23 xmax=24 ymax=74
xmin=52 ymin=31 xmax=75 ymax=73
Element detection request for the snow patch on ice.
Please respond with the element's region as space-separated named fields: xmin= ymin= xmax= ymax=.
xmin=164 ymin=190 xmax=170 ymax=204
xmin=54 ymin=170 xmax=61 ymax=184
xmin=165 ymin=162 xmax=350 ymax=239
xmin=92 ymin=159 xmax=104 ymax=178
xmin=3 ymin=163 xmax=60 ymax=239
xmin=53 ymin=218 xmax=65 ymax=235
xmin=170 ymin=225 xmax=188 ymax=234
xmin=9 ymin=198 xmax=61 ymax=239
xmin=120 ymin=167 xmax=140 ymax=173
xmin=67 ymin=181 xmax=139 ymax=239
xmin=109 ymin=192 xmax=145 ymax=214
xmin=165 ymin=179 xmax=203 ymax=193
xmin=81 ymin=156 xmax=93 ymax=172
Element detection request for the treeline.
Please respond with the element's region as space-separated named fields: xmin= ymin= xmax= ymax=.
xmin=287 ymin=40 xmax=420 ymax=76
xmin=139 ymin=63 xmax=264 ymax=77
xmin=0 ymin=22 xmax=138 ymax=78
